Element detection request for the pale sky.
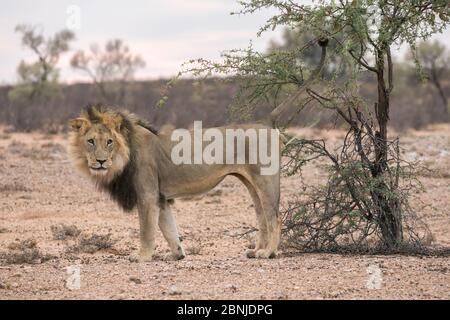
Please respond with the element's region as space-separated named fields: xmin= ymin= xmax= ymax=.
xmin=0 ymin=0 xmax=449 ymax=85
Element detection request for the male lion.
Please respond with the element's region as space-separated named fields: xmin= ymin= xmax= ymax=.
xmin=68 ymin=40 xmax=327 ymax=262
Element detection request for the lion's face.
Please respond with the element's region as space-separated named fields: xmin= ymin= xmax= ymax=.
xmin=69 ymin=109 xmax=130 ymax=182
xmin=82 ymin=124 xmax=117 ymax=176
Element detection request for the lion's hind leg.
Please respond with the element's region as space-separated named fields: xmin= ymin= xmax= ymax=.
xmin=159 ymin=199 xmax=185 ymax=260
xmin=244 ymin=182 xmax=268 ymax=258
xmin=255 ymin=201 xmax=281 ymax=259
xmin=248 ymin=175 xmax=281 ymax=259
xmin=235 ymin=174 xmax=270 ymax=258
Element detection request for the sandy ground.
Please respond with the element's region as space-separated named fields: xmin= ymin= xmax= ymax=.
xmin=0 ymin=125 xmax=449 ymax=300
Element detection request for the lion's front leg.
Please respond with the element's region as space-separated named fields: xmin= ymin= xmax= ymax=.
xmin=132 ymin=194 xmax=159 ymax=262
xmin=159 ymin=201 xmax=185 ymax=260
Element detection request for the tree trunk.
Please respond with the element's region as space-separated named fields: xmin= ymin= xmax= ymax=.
xmin=373 ymin=48 xmax=403 ymax=247
xmin=430 ymin=66 xmax=449 ymax=118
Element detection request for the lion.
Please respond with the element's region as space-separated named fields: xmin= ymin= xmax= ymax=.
xmin=68 ymin=40 xmax=327 ymax=262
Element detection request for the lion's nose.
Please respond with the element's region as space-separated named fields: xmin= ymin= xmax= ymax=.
xmin=97 ymin=159 xmax=106 ymax=165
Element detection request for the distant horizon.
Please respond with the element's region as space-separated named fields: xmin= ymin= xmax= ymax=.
xmin=0 ymin=75 xmax=238 ymax=87
xmin=0 ymin=0 xmax=283 ymax=85
xmin=1 ymin=0 xmax=449 ymax=85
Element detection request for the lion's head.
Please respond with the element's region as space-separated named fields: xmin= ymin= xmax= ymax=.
xmin=69 ymin=105 xmax=158 ymax=211
xmin=68 ymin=106 xmax=131 ymax=183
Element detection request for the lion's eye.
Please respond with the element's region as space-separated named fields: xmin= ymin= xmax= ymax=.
xmin=107 ymin=139 xmax=113 ymax=146
xmin=87 ymin=139 xmax=95 ymax=145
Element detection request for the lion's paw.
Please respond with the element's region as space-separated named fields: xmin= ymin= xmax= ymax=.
xmin=245 ymin=249 xmax=257 ymax=259
xmin=163 ymin=246 xmax=186 ymax=261
xmin=164 ymin=252 xmax=186 ymax=261
xmin=129 ymin=251 xmax=153 ymax=263
xmin=255 ymin=249 xmax=277 ymax=259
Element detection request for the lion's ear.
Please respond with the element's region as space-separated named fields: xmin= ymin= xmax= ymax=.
xmin=69 ymin=118 xmax=90 ymax=133
xmin=105 ymin=113 xmax=123 ymax=132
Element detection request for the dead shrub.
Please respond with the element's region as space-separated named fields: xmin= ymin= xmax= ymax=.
xmin=50 ymin=224 xmax=81 ymax=240
xmin=41 ymin=142 xmax=66 ymax=153
xmin=7 ymin=140 xmax=26 ymax=154
xmin=207 ymin=189 xmax=223 ymax=197
xmin=20 ymin=147 xmax=54 ymax=160
xmin=6 ymin=140 xmax=66 ymax=160
xmin=0 ymin=182 xmax=31 ymax=193
xmin=186 ymin=244 xmax=202 ymax=255
xmin=0 ymin=239 xmax=52 ymax=265
xmin=0 ymin=227 xmax=9 ymax=233
xmin=417 ymin=164 xmax=450 ymax=179
xmin=68 ymin=233 xmax=115 ymax=254
xmin=205 ymin=198 xmax=221 ymax=204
